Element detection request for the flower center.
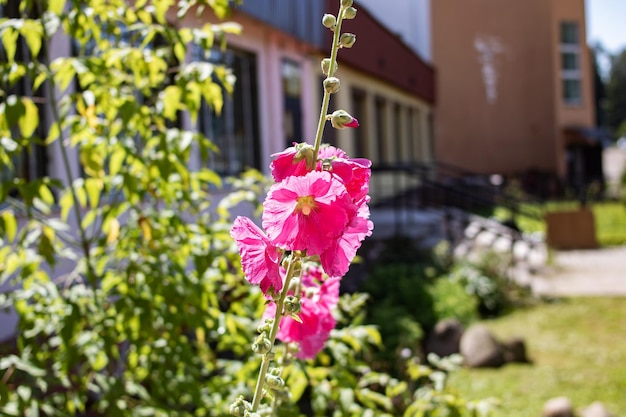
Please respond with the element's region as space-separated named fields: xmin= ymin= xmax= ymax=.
xmin=296 ymin=196 xmax=316 ymax=216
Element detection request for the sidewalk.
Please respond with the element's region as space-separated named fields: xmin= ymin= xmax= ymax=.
xmin=529 ymin=246 xmax=626 ymax=297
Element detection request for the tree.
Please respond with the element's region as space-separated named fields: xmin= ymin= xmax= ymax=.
xmin=590 ymin=43 xmax=607 ymax=127
xmin=0 ymin=0 xmax=265 ymax=414
xmin=605 ymin=48 xmax=626 ymax=136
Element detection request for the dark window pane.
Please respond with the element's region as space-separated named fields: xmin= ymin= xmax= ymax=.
xmin=561 ymin=52 xmax=579 ymax=70
xmin=560 ymin=21 xmax=579 ymax=45
xmin=563 ymin=79 xmax=582 ymax=104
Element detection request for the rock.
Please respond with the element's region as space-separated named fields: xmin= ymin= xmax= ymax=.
xmin=459 ymin=324 xmax=504 ymax=368
xmin=581 ymin=402 xmax=615 ymax=417
xmin=542 ymin=397 xmax=574 ymax=417
xmin=502 ymin=337 xmax=529 ymax=363
xmin=424 ymin=318 xmax=465 ymax=358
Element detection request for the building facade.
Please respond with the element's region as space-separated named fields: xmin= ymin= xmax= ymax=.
xmin=431 ymin=0 xmax=598 ymax=194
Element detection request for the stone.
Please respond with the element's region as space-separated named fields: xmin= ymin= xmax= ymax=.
xmin=459 ymin=324 xmax=504 ymax=368
xmin=581 ymin=402 xmax=615 ymax=417
xmin=502 ymin=337 xmax=529 ymax=363
xmin=542 ymin=397 xmax=574 ymax=417
xmin=424 ymin=318 xmax=465 ymax=358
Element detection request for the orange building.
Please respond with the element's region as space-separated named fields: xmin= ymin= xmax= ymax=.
xmin=431 ymin=0 xmax=600 ymax=195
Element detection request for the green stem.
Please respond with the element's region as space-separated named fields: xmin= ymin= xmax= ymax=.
xmin=42 ymin=33 xmax=97 ymax=285
xmin=312 ymin=5 xmax=347 ymax=160
xmin=251 ymin=255 xmax=299 ymax=411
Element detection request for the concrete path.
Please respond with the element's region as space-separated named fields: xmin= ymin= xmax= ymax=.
xmin=528 ymin=246 xmax=626 ymax=297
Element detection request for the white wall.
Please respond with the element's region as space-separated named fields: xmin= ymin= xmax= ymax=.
xmin=357 ymin=0 xmax=431 ymax=63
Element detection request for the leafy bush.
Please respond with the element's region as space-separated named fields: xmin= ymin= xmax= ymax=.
xmin=428 ymin=278 xmax=479 ymax=325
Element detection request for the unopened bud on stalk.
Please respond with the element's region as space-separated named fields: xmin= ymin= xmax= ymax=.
xmin=265 ymin=374 xmax=285 ymax=389
xmin=341 ymin=0 xmax=353 ymax=8
xmin=343 ymin=7 xmax=357 ymax=19
xmin=229 ymin=396 xmax=252 ymax=417
xmin=322 ymin=14 xmax=336 ymax=29
xmin=321 ymin=58 xmax=338 ymax=75
xmin=330 ymin=109 xmax=359 ymax=129
xmin=252 ymin=332 xmax=272 ymax=355
xmin=323 ymin=77 xmax=341 ymax=94
xmin=284 ymin=295 xmax=302 ymax=314
xmin=257 ymin=319 xmax=273 ymax=334
xmin=339 ymin=33 xmax=356 ymax=48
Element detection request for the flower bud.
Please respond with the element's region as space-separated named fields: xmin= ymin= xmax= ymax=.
xmin=341 ymin=0 xmax=353 ymax=7
xmin=284 ymin=295 xmax=302 ymax=315
xmin=323 ymin=77 xmax=341 ymax=94
xmin=265 ymin=374 xmax=285 ymax=389
xmin=257 ymin=319 xmax=273 ymax=334
xmin=321 ymin=58 xmax=338 ymax=76
xmin=339 ymin=33 xmax=356 ymax=48
xmin=343 ymin=7 xmax=357 ymax=19
xmin=293 ymin=142 xmax=317 ymax=171
xmin=322 ymin=14 xmax=336 ymax=29
xmin=252 ymin=332 xmax=272 ymax=355
xmin=229 ymin=396 xmax=252 ymax=417
xmin=330 ymin=109 xmax=359 ymax=129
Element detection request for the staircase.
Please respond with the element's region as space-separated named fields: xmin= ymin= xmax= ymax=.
xmin=368 ymin=162 xmax=549 ymax=283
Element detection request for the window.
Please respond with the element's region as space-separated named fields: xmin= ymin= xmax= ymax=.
xmin=559 ymin=21 xmax=582 ymax=105
xmin=195 ymin=47 xmax=260 ymax=175
xmin=351 ymin=88 xmax=368 ymax=158
xmin=393 ymin=103 xmax=403 ymax=164
xmin=282 ymin=60 xmax=302 ymax=149
xmin=375 ymin=97 xmax=388 ymax=165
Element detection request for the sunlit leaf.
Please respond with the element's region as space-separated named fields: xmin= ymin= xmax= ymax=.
xmin=1 ymin=26 xmax=19 ymax=64
xmin=0 ymin=210 xmax=17 ymax=242
xmin=20 ymin=20 xmax=43 ymax=57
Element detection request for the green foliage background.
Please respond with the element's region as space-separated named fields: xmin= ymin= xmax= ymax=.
xmin=0 ymin=1 xmax=497 ymax=416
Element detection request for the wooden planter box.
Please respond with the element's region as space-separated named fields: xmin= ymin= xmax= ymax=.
xmin=545 ymin=208 xmax=598 ymax=250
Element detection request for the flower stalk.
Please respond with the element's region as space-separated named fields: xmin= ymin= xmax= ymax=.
xmin=250 ymin=254 xmax=300 ymax=411
xmin=312 ymin=2 xmax=349 ymax=160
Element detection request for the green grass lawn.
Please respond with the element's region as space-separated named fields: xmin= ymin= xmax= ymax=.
xmin=492 ymin=201 xmax=626 ymax=247
xmin=448 ymin=298 xmax=626 ymax=417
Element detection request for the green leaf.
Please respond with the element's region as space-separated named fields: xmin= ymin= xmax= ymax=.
xmin=45 ymin=121 xmax=60 ymax=144
xmin=1 ymin=26 xmax=19 ymax=64
xmin=38 ymin=183 xmax=54 ymax=206
xmin=33 ymin=70 xmax=47 ymax=91
xmin=91 ymin=350 xmax=108 ymax=372
xmin=195 ymin=168 xmax=222 ymax=187
xmin=1 ymin=210 xmax=17 ymax=242
xmin=48 ymin=0 xmax=66 ymax=15
xmin=51 ymin=58 xmax=77 ymax=91
xmin=20 ymin=20 xmax=43 ymax=57
xmin=161 ymin=86 xmax=181 ymax=121
xmin=109 ymin=147 xmax=126 ymax=176
xmin=59 ymin=190 xmax=73 ymax=221
xmin=84 ymin=177 xmax=103 ymax=209
xmin=38 ymin=225 xmax=55 ymax=266
xmin=18 ymin=97 xmax=39 ymax=138
xmin=4 ymin=95 xmax=24 ymax=130
xmin=154 ymin=0 xmax=174 ymax=24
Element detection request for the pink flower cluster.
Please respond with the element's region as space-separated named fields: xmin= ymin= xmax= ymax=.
xmin=230 ymin=143 xmax=373 ymax=357
xmin=264 ymin=266 xmax=340 ymax=359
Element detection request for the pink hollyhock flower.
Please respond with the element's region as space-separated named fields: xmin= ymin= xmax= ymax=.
xmin=317 ymin=145 xmax=348 ymax=160
xmin=264 ymin=270 xmax=340 ymax=359
xmin=320 ymin=203 xmax=373 ymax=277
xmin=230 ymin=216 xmax=283 ymax=294
xmin=317 ymin=145 xmax=372 ymax=204
xmin=270 ymin=143 xmax=316 ymax=182
xmin=262 ymin=171 xmax=356 ymax=256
